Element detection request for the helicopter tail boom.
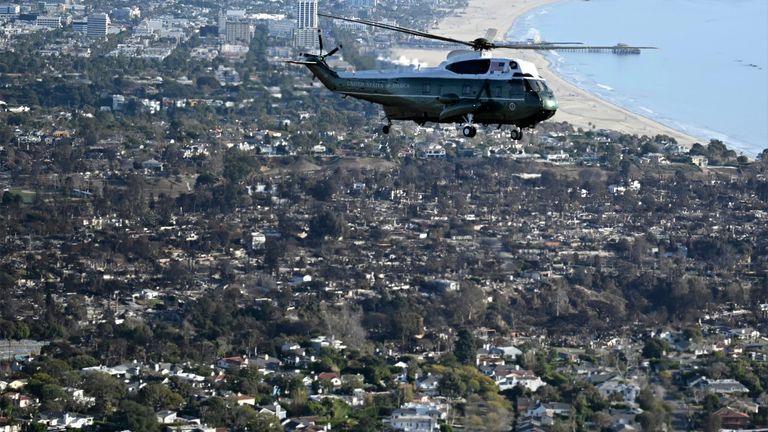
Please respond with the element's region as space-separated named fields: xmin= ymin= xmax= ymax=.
xmin=289 ymin=56 xmax=343 ymax=91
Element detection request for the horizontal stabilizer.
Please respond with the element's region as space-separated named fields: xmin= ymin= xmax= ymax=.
xmin=286 ymin=60 xmax=320 ymax=65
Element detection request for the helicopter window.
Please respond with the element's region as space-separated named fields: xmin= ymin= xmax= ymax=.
xmin=446 ymin=59 xmax=491 ymax=74
xmin=509 ymin=61 xmax=518 ymax=70
xmin=508 ymin=80 xmax=523 ymax=96
xmin=525 ymin=79 xmax=544 ymax=92
xmin=422 ymin=84 xmax=431 ymax=94
xmin=524 ymin=79 xmax=533 ymax=92
xmin=462 ymin=85 xmax=472 ymax=95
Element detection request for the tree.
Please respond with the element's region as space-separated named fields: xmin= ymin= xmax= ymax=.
xmin=138 ymin=383 xmax=185 ymax=411
xmin=200 ymin=397 xmax=229 ymax=427
xmin=246 ymin=412 xmax=282 ymax=432
xmin=454 ymin=328 xmax=477 ymax=365
xmin=641 ymin=338 xmax=668 ymax=359
xmin=223 ymin=148 xmax=258 ymax=183
xmin=109 ymin=400 xmax=159 ymax=432
xmin=82 ymin=372 xmax=126 ymax=414
xmin=309 ymin=210 xmax=347 ymax=240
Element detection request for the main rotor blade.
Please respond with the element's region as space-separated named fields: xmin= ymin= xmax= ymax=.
xmin=319 ymin=13 xmax=473 ymax=48
xmin=495 ymin=43 xmax=657 ymax=51
xmin=319 ymin=13 xmax=656 ymax=52
xmin=325 ymin=46 xmax=340 ymax=57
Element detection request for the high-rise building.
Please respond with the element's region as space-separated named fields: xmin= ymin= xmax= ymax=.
xmin=294 ymin=0 xmax=318 ymax=49
xmin=87 ymin=12 xmax=109 ymax=38
xmin=225 ymin=18 xmax=252 ymax=45
xmin=219 ymin=9 xmax=246 ymax=39
xmin=296 ymin=0 xmax=317 ymax=29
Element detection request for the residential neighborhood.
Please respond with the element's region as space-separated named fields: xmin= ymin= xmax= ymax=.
xmin=0 ymin=0 xmax=767 ymax=430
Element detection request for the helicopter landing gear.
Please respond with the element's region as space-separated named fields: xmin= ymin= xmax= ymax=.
xmin=462 ymin=114 xmax=477 ymax=138
xmin=510 ymin=127 xmax=523 ymax=141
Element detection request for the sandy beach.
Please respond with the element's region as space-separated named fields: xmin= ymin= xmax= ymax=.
xmin=390 ymin=0 xmax=701 ymax=146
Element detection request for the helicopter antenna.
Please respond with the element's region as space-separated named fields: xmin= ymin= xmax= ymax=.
xmin=319 ymin=13 xmax=656 ymax=53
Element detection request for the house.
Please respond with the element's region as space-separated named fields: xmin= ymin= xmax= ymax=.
xmin=640 ymin=153 xmax=668 ymax=165
xmin=38 ymin=412 xmax=94 ymax=429
xmin=1 ymin=392 xmax=35 ymax=409
xmin=390 ymin=412 xmax=437 ymax=431
xmin=517 ymin=419 xmax=547 ymax=432
xmin=6 ymin=380 xmax=26 ymax=390
xmin=217 ymin=356 xmax=249 ymax=370
xmin=415 ymin=374 xmax=441 ymax=395
xmin=309 ymin=336 xmax=346 ymax=351
xmin=64 ymin=387 xmax=96 ymax=407
xmin=252 ymin=354 xmax=281 ymax=374
xmin=713 ymin=407 xmax=750 ymax=429
xmin=490 ymin=345 xmax=522 ymax=360
xmin=258 ymin=402 xmax=286 ymax=420
xmin=481 ymin=365 xmax=546 ymax=392
xmin=728 ymin=327 xmax=760 ymax=340
xmin=690 ymin=155 xmax=708 ymax=167
xmin=0 ymin=416 xmax=21 ymax=432
xmin=526 ymin=402 xmax=572 ymax=426
xmin=389 ymin=402 xmax=448 ymax=432
xmin=316 ymin=372 xmax=341 ymax=387
xmin=596 ymin=377 xmax=640 ymax=402
xmin=282 ymin=417 xmax=331 ymax=432
xmin=690 ymin=377 xmax=750 ymax=395
xmin=141 ymin=158 xmax=164 ymax=171
xmin=156 ymin=410 xmax=178 ymax=424
xmin=234 ymin=394 xmax=256 ymax=406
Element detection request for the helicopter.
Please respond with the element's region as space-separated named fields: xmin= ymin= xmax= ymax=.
xmin=291 ymin=14 xmax=655 ymax=140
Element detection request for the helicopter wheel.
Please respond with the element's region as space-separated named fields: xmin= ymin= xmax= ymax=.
xmin=462 ymin=125 xmax=477 ymax=138
xmin=510 ymin=128 xmax=522 ymax=141
xmin=382 ymin=125 xmax=390 ymax=134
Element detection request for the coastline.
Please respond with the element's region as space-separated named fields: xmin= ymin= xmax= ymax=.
xmin=389 ymin=0 xmax=701 ymax=147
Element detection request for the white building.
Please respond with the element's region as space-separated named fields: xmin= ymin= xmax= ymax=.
xmin=36 ymin=15 xmax=62 ymax=29
xmin=294 ymin=0 xmax=318 ymax=49
xmin=111 ymin=94 xmax=125 ymax=111
xmin=87 ymin=13 xmax=109 ymax=38
xmin=390 ymin=402 xmax=448 ymax=432
xmin=0 ymin=4 xmax=21 ymax=16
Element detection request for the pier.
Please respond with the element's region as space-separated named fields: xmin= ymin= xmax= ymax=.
xmin=549 ymin=43 xmax=642 ymax=55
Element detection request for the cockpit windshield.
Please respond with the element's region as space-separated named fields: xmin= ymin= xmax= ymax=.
xmin=525 ymin=79 xmax=550 ymax=93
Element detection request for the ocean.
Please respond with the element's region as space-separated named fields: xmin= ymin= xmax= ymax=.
xmin=507 ymin=0 xmax=768 ymax=156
